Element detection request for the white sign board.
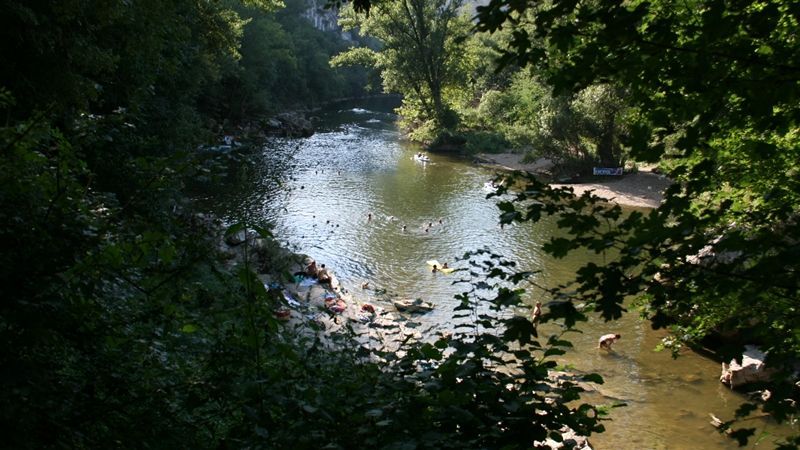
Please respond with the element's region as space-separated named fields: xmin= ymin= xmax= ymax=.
xmin=593 ymin=167 xmax=623 ymax=176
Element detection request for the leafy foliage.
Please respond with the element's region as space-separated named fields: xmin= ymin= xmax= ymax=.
xmin=466 ymin=71 xmax=637 ymax=166
xmin=205 ymin=0 xmax=371 ymax=122
xmin=333 ymin=0 xmax=472 ymax=136
xmin=472 ymin=0 xmax=800 ymax=443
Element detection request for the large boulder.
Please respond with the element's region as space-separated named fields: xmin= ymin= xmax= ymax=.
xmin=720 ymin=345 xmax=776 ymax=388
xmin=225 ymin=229 xmax=257 ymax=246
xmin=264 ymin=112 xmax=314 ymax=137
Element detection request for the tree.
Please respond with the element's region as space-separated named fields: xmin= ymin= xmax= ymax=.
xmin=332 ymin=0 xmax=471 ymax=132
xmin=572 ymin=84 xmax=631 ymax=166
xmin=471 ymin=73 xmax=634 ymax=166
xmin=473 ymin=0 xmax=800 ymax=445
xmin=204 ymin=0 xmax=370 ymax=121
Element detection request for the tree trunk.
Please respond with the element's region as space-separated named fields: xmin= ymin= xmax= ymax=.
xmin=597 ymin=118 xmax=617 ymax=166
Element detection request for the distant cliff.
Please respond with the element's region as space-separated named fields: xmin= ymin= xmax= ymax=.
xmin=301 ymin=0 xmax=354 ymax=40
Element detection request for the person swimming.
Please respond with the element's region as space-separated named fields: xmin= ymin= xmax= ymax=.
xmin=432 ymin=265 xmax=439 ymax=273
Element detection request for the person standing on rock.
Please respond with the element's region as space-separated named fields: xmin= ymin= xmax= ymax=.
xmin=598 ymin=333 xmax=621 ymax=350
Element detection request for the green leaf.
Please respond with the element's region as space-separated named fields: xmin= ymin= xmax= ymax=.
xmin=419 ymin=343 xmax=442 ymax=361
xmin=581 ymin=373 xmax=604 ymax=384
xmin=225 ymin=222 xmax=246 ymax=237
xmin=181 ymin=324 xmax=199 ymax=333
xmin=251 ymin=224 xmax=273 ymax=238
xmin=543 ymin=348 xmax=566 ymax=357
xmin=543 ymin=238 xmax=573 ymax=258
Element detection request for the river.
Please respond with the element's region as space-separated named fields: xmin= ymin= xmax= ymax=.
xmin=194 ymin=98 xmax=791 ymax=449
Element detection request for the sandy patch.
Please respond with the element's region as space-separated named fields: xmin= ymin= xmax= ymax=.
xmin=477 ymin=153 xmax=671 ymax=209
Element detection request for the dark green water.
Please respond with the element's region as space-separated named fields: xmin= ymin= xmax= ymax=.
xmin=195 ymin=98 xmax=791 ymax=449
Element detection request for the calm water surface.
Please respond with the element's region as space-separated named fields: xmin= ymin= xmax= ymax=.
xmin=195 ymin=98 xmax=791 ymax=449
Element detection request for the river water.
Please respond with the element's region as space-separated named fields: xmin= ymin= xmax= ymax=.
xmin=195 ymin=98 xmax=791 ymax=449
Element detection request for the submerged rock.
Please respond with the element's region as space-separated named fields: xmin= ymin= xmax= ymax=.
xmin=534 ymin=426 xmax=593 ymax=450
xmin=393 ymin=298 xmax=434 ymax=313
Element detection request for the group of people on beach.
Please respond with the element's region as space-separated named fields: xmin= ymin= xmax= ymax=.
xmin=305 ymin=259 xmax=349 ymax=314
xmin=305 ymin=259 xmax=330 ymax=285
xmin=307 ymin=249 xmax=621 ymax=349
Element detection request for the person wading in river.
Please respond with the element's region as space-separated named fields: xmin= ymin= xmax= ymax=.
xmin=532 ymin=301 xmax=542 ymax=325
xmin=598 ymin=333 xmax=621 ymax=350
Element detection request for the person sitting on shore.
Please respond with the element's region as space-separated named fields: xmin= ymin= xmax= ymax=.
xmin=317 ymin=264 xmax=331 ymax=284
xmin=598 ymin=333 xmax=621 ymax=350
xmin=305 ymin=260 xmax=318 ymax=278
xmin=325 ymin=295 xmax=346 ymax=313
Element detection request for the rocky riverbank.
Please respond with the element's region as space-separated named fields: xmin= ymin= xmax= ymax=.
xmin=217 ymin=222 xmax=595 ymax=448
xmin=219 ymin=224 xmax=426 ymax=351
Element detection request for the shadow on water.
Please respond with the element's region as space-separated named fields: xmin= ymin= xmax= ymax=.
xmin=192 ymin=99 xmax=795 ymax=449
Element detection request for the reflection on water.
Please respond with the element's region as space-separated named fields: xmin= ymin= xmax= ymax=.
xmin=193 ymin=98 xmax=793 ymax=448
